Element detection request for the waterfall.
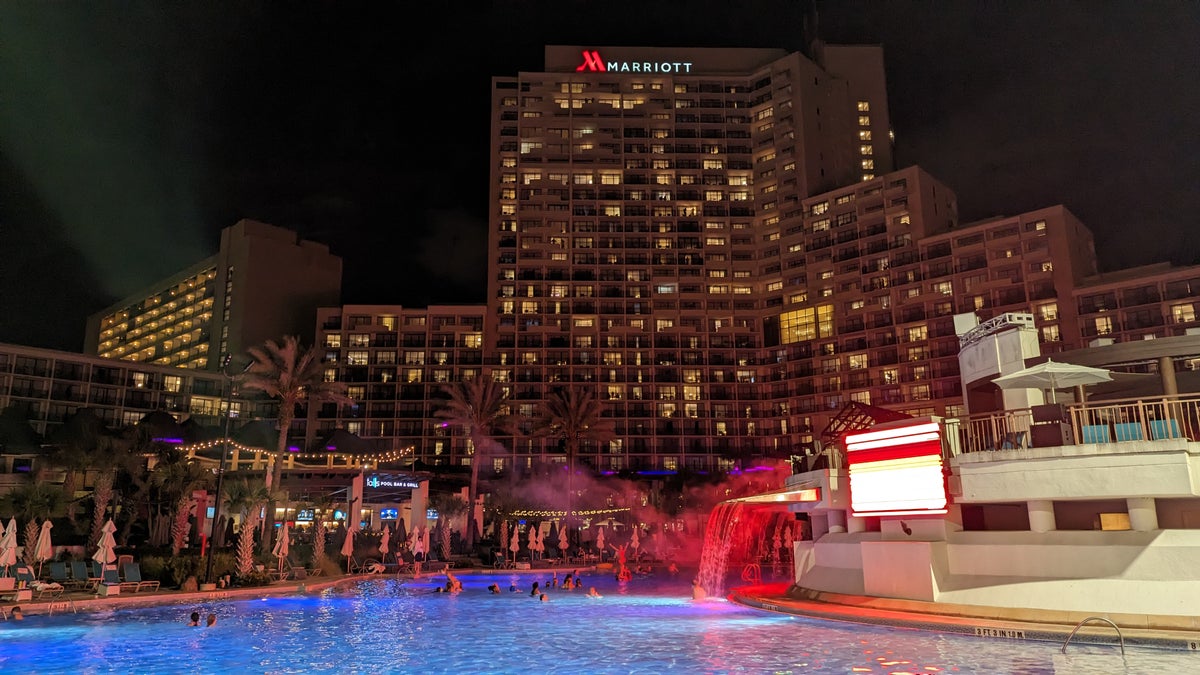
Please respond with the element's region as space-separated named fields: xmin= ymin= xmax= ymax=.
xmin=696 ymin=501 xmax=795 ymax=598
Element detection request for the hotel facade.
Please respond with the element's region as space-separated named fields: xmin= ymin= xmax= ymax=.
xmin=307 ymin=45 xmax=1200 ymax=475
xmin=83 ymin=219 xmax=343 ymax=372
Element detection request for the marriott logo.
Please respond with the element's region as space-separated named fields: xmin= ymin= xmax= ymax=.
xmin=576 ymin=50 xmax=693 ymax=74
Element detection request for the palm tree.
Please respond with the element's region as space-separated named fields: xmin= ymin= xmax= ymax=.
xmin=433 ymin=377 xmax=515 ymax=548
xmin=153 ymin=448 xmax=213 ymax=555
xmin=241 ymin=335 xmax=353 ymax=537
xmin=1 ymin=482 xmax=64 ymax=564
xmin=532 ymin=387 xmax=615 ymax=538
xmin=47 ymin=409 xmax=129 ymax=549
xmin=46 ymin=408 xmax=113 ymax=527
xmin=428 ymin=493 xmax=467 ymax=561
xmin=223 ymin=477 xmax=271 ymax=576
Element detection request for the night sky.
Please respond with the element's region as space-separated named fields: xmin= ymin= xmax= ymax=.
xmin=2 ymin=1 xmax=1198 ymax=351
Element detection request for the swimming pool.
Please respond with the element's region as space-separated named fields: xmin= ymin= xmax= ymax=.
xmin=0 ymin=572 xmax=1191 ymax=673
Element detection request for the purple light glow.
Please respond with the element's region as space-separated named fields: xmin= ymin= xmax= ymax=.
xmin=153 ymin=437 xmax=184 ymax=444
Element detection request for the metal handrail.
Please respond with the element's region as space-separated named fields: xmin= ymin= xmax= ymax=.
xmin=1061 ymin=616 xmax=1125 ymax=655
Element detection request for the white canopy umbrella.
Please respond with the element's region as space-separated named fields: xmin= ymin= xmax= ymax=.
xmin=0 ymin=518 xmax=17 ymax=574
xmin=993 ymin=359 xmax=1113 ymax=403
xmin=595 ymin=526 xmax=605 ymax=554
xmin=630 ymin=527 xmax=640 ymax=558
xmin=35 ymin=520 xmax=54 ymax=577
xmin=509 ymin=526 xmax=520 ymax=557
xmin=93 ymin=519 xmax=117 ymax=566
xmin=557 ymin=526 xmax=569 ymax=556
xmin=273 ymin=522 xmax=291 ymax=573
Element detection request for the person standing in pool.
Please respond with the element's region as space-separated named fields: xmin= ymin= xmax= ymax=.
xmin=206 ymin=613 xmax=217 ymax=627
xmin=188 ymin=611 xmax=201 ymax=626
xmin=529 ymin=581 xmax=540 ymax=597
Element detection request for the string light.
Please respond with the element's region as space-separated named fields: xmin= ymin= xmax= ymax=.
xmin=506 ymin=507 xmax=631 ymax=518
xmin=179 ymin=438 xmax=415 ymax=464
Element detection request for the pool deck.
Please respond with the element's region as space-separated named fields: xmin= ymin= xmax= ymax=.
xmin=731 ymin=583 xmax=1200 ymax=652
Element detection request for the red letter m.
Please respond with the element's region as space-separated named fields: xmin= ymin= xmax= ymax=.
xmin=576 ymin=50 xmax=606 ymax=72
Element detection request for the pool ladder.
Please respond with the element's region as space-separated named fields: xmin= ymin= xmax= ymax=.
xmin=1061 ymin=616 xmax=1125 ymax=656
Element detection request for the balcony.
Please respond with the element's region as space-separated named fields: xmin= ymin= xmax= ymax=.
xmin=948 ymin=394 xmax=1198 ymax=455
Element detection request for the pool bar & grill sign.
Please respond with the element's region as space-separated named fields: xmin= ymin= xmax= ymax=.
xmin=576 ymin=50 xmax=693 ymax=74
xmin=365 ymin=474 xmax=422 ymax=490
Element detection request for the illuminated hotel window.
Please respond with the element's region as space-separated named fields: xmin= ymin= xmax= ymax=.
xmin=858 ymin=115 xmax=871 ymax=126
xmin=861 ymin=159 xmax=875 ymax=170
xmin=862 ymin=173 xmax=875 ymax=181
xmin=1172 ymin=304 xmax=1196 ymax=322
xmin=346 ymin=351 xmax=369 ymax=366
xmin=859 ymin=130 xmax=872 ymax=141
xmin=323 ymin=368 xmax=337 ymax=383
xmin=857 ymin=101 xmax=870 ymax=112
xmin=1095 ymin=316 xmax=1114 ymax=335
xmin=702 ymin=159 xmax=724 ymax=170
xmin=860 ymin=145 xmax=873 ymax=156
xmin=1041 ymin=325 xmax=1061 ymax=342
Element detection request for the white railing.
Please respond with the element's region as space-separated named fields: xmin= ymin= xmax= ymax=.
xmin=946 ymin=394 xmax=1200 ymax=456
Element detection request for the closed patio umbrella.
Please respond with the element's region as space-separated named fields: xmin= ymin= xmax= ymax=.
xmin=35 ymin=520 xmax=54 ymax=578
xmin=341 ymin=521 xmax=358 ymax=572
xmin=93 ymin=519 xmax=117 ymax=566
xmin=0 ymin=518 xmax=17 ymax=574
xmin=557 ymin=525 xmax=569 ymax=557
xmin=273 ymin=522 xmax=290 ymax=573
xmin=379 ymin=524 xmax=391 ymax=564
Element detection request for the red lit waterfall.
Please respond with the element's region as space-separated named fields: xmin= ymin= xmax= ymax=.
xmin=696 ymin=501 xmax=796 ymax=598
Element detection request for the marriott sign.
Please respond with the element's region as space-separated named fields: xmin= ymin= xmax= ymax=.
xmin=576 ymin=50 xmax=693 ymax=74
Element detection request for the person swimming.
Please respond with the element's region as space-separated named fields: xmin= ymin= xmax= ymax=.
xmin=488 ymin=583 xmax=501 ymax=594
xmin=691 ymin=579 xmax=706 ymax=600
xmin=529 ymin=581 xmax=541 ymax=597
xmin=188 ymin=611 xmax=201 ymax=626
xmin=586 ymin=586 xmax=602 ymax=598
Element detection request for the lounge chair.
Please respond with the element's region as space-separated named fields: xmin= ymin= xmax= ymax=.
xmin=48 ymin=561 xmax=85 ymax=591
xmin=121 ymin=563 xmax=159 ymax=593
xmin=1150 ymin=418 xmax=1183 ymax=440
xmin=101 ymin=564 xmax=138 ymax=594
xmin=1081 ymin=424 xmax=1111 ymax=443
xmin=70 ymin=561 xmax=100 ymax=592
xmin=1114 ymin=422 xmax=1144 ymax=442
xmin=11 ymin=565 xmax=63 ymax=600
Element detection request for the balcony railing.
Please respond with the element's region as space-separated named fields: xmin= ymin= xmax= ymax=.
xmin=945 ymin=393 xmax=1200 ymax=456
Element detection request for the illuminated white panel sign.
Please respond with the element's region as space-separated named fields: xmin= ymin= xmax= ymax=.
xmin=845 ymin=420 xmax=948 ymax=517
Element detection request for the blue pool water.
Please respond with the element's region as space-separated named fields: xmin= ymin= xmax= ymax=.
xmin=0 ymin=572 xmax=1192 ymax=673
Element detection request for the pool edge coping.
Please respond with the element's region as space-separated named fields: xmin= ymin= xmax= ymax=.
xmin=730 ymin=587 xmax=1200 ymax=653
